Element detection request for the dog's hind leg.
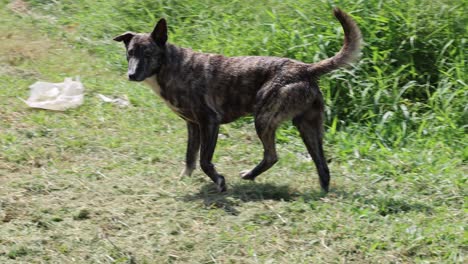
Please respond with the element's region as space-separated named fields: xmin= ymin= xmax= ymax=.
xmin=180 ymin=121 xmax=200 ymax=177
xmin=241 ymin=81 xmax=314 ymax=181
xmin=240 ymin=84 xmax=292 ymax=181
xmin=240 ymin=113 xmax=280 ymax=180
xmin=293 ymin=106 xmax=330 ymax=192
xmin=199 ymin=119 xmax=226 ymax=192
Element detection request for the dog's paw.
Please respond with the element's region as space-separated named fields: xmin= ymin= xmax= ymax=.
xmin=179 ymin=167 xmax=194 ymax=177
xmin=216 ymin=175 xmax=227 ymax=192
xmin=240 ymin=170 xmax=255 ymax=181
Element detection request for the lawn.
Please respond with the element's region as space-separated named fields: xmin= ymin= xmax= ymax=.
xmin=0 ymin=0 xmax=466 ymax=263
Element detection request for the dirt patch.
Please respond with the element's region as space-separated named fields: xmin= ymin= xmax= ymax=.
xmin=1 ymin=33 xmax=54 ymax=66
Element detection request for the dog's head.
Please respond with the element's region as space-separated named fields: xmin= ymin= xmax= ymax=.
xmin=113 ymin=19 xmax=167 ymax=81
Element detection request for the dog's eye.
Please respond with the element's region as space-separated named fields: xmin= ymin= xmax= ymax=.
xmin=128 ymin=49 xmax=135 ymax=56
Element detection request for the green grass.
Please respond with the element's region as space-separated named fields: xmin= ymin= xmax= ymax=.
xmin=1 ymin=0 xmax=466 ymax=263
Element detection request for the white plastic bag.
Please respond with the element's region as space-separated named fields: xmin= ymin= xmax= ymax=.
xmin=23 ymin=77 xmax=84 ymax=111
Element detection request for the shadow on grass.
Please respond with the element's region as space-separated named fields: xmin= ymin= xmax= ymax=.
xmin=183 ymin=181 xmax=326 ymax=215
xmin=184 ymin=182 xmax=434 ymax=216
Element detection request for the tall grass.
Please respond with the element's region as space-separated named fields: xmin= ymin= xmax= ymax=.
xmin=26 ymin=0 xmax=467 ymax=154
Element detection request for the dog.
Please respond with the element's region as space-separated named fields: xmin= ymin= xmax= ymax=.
xmin=114 ymin=8 xmax=362 ymax=193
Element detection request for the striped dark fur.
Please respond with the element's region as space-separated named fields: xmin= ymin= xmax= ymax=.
xmin=114 ymin=7 xmax=362 ymax=193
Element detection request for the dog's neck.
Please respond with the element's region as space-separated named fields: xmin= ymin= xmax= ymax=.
xmin=144 ymin=43 xmax=195 ymax=94
xmin=143 ymin=44 xmax=180 ymax=96
xmin=144 ymin=74 xmax=161 ymax=96
xmin=163 ymin=43 xmax=194 ymax=67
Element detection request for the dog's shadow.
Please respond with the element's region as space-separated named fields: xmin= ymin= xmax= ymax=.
xmin=182 ymin=182 xmax=326 ymax=215
xmin=183 ymin=182 xmax=434 ymax=216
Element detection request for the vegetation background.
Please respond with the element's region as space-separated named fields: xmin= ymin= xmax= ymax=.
xmin=0 ymin=0 xmax=466 ymax=263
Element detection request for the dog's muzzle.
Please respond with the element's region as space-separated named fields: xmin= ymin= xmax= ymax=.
xmin=127 ymin=57 xmax=145 ymax=81
xmin=128 ymin=72 xmax=142 ymax=81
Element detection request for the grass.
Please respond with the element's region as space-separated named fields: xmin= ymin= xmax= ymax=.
xmin=0 ymin=0 xmax=466 ymax=263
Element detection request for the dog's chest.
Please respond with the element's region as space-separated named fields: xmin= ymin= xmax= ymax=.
xmin=144 ymin=75 xmax=162 ymax=97
xmin=144 ymin=75 xmax=189 ymax=118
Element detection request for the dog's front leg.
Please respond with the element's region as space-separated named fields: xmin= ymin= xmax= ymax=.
xmin=199 ymin=119 xmax=226 ymax=192
xmin=180 ymin=121 xmax=200 ymax=177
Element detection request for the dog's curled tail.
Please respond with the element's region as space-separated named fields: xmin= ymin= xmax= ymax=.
xmin=309 ymin=8 xmax=363 ymax=76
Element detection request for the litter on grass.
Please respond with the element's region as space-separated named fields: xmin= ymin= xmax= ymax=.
xmin=97 ymin=94 xmax=131 ymax=107
xmin=23 ymin=77 xmax=84 ymax=111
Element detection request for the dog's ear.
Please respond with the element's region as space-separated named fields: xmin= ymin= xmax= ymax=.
xmin=151 ymin=18 xmax=167 ymax=47
xmin=113 ymin=32 xmax=135 ymax=44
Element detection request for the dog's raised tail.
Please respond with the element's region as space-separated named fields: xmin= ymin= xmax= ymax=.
xmin=310 ymin=8 xmax=362 ymax=76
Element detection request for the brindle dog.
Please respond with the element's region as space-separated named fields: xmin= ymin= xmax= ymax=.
xmin=114 ymin=8 xmax=362 ymax=193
